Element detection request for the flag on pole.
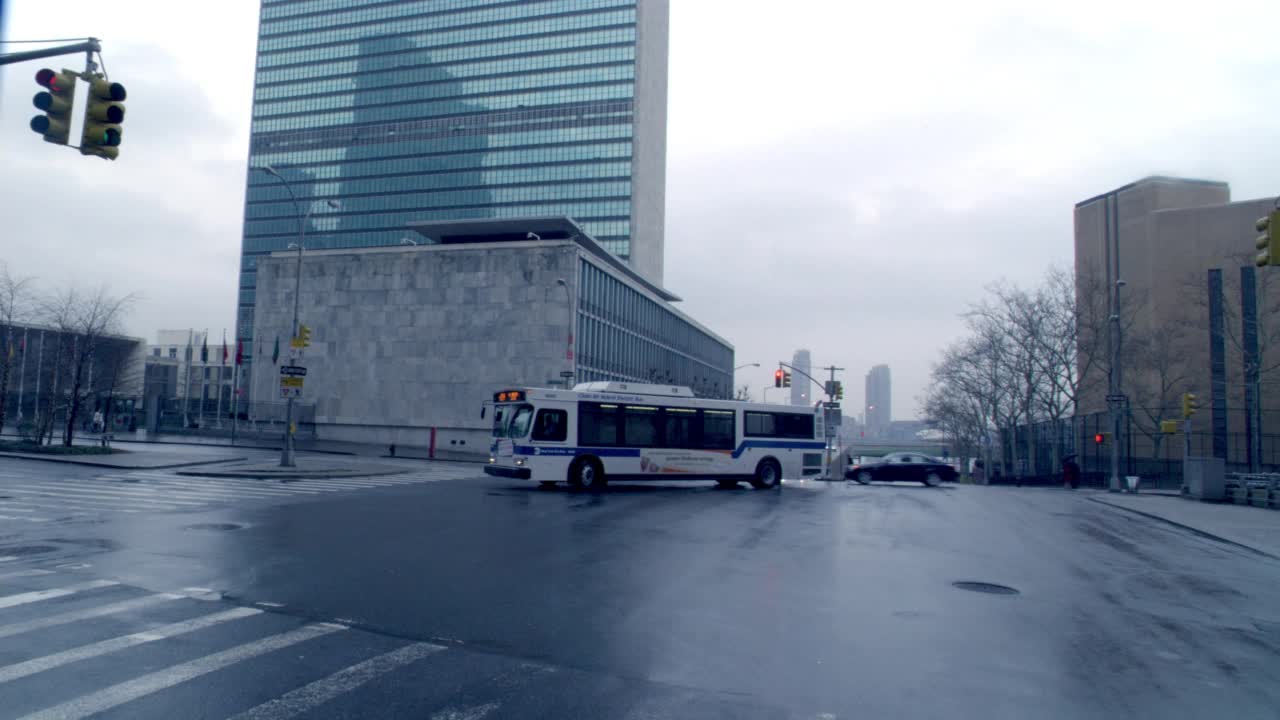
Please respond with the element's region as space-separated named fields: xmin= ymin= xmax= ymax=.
xmin=235 ymin=339 xmax=244 ymax=366
xmin=201 ymin=332 xmax=208 ymax=363
xmin=272 ymin=336 xmax=280 ymax=365
xmin=221 ymin=330 xmax=228 ymax=366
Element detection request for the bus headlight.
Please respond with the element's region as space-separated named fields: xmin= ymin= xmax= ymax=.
xmin=515 ymin=458 xmax=525 ymax=466
xmin=488 ymin=457 xmax=495 ymax=464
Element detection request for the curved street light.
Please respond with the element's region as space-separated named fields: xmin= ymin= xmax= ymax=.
xmin=734 ymin=362 xmax=760 ymax=371
xmin=253 ymin=165 xmax=339 ymax=467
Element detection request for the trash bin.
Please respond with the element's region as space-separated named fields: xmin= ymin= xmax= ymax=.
xmin=1125 ymin=476 xmax=1140 ymax=493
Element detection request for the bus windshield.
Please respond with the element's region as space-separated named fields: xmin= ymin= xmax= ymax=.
xmin=493 ymin=404 xmax=534 ymax=438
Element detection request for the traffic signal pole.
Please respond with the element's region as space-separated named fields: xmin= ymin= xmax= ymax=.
xmin=0 ymin=38 xmax=100 ymax=67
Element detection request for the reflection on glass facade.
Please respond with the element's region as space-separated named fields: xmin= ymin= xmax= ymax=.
xmin=239 ymin=0 xmax=653 ymax=358
xmin=576 ymin=259 xmax=733 ymax=399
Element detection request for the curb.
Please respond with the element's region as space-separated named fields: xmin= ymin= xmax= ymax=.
xmin=175 ymin=468 xmax=410 ymax=480
xmin=378 ymin=454 xmax=487 ymax=465
xmin=108 ymin=438 xmax=358 ymax=456
xmin=0 ymin=451 xmax=250 ymax=470
xmin=1089 ymin=497 xmax=1280 ymax=561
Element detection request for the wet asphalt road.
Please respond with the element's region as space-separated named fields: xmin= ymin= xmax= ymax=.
xmin=2 ymin=457 xmax=1280 ymax=719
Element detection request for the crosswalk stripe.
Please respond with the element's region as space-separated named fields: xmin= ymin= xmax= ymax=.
xmin=0 ymin=580 xmax=120 ymax=610
xmin=0 ymin=593 xmax=182 ymax=640
xmin=12 ymin=483 xmax=203 ymax=502
xmin=0 ymin=514 xmax=50 ymax=522
xmin=141 ymin=482 xmax=301 ymax=498
xmin=82 ymin=483 xmax=274 ymax=502
xmin=0 ymin=506 xmax=38 ymax=512
xmin=0 ymin=606 xmax=261 ymax=683
xmin=0 ymin=569 xmax=54 ymax=581
xmin=6 ymin=486 xmax=198 ymax=507
xmin=19 ymin=622 xmax=347 ymax=720
xmin=0 ymin=557 xmax=18 ymax=563
xmin=225 ymin=642 xmax=445 ymax=720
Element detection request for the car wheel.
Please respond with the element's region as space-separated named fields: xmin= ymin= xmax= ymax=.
xmin=750 ymin=459 xmax=781 ymax=489
xmin=568 ymin=457 xmax=604 ymax=490
xmin=855 ymin=470 xmax=873 ymax=485
xmin=924 ymin=472 xmax=943 ymax=487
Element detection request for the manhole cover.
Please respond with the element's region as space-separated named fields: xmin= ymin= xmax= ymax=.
xmin=952 ymin=581 xmax=1020 ymax=595
xmin=183 ymin=523 xmax=244 ymax=532
xmin=0 ymin=545 xmax=59 ymax=557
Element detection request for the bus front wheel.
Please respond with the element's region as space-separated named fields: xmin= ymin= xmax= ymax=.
xmin=568 ymin=457 xmax=605 ymax=490
xmin=750 ymin=459 xmax=782 ymax=490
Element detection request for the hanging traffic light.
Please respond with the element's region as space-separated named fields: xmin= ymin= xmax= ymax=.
xmin=80 ymin=75 xmax=126 ymax=160
xmin=297 ymin=324 xmax=312 ymax=347
xmin=774 ymin=369 xmax=783 ymax=388
xmin=783 ymin=371 xmax=792 ymax=388
xmin=1256 ymin=211 xmax=1280 ymax=268
xmin=834 ymin=381 xmax=844 ymax=400
xmin=1181 ymin=392 xmax=1199 ymax=419
xmin=31 ymin=68 xmax=78 ymax=145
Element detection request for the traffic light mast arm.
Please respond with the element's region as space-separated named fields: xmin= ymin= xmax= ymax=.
xmin=0 ymin=39 xmax=100 ymax=67
xmin=777 ymin=361 xmax=832 ymax=399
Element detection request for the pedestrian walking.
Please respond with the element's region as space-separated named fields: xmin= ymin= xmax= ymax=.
xmin=1062 ymin=454 xmax=1081 ymax=490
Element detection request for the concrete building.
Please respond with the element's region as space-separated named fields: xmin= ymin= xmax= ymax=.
xmin=1074 ymin=175 xmax=1279 ymax=470
xmin=865 ymin=364 xmax=891 ymax=438
xmin=790 ymin=349 xmax=811 ymax=406
xmin=248 ymin=217 xmax=732 ymax=449
xmin=237 ymin=0 xmax=672 ymax=364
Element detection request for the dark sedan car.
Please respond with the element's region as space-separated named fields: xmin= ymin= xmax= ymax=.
xmin=846 ymin=452 xmax=959 ymax=486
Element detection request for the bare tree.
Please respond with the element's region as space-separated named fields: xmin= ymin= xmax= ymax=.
xmin=0 ymin=263 xmax=36 ymax=437
xmin=1126 ymin=323 xmax=1191 ymax=461
xmin=734 ymin=384 xmax=752 ymax=402
xmin=40 ymin=286 xmax=135 ymax=446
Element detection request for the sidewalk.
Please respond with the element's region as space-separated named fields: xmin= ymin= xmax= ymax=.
xmin=1091 ymin=493 xmax=1280 ymax=559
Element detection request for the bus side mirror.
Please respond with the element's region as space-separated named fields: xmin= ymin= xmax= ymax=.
xmin=480 ymin=407 xmax=486 ymax=419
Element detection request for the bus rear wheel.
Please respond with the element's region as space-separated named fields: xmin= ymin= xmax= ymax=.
xmin=568 ymin=457 xmax=605 ymax=490
xmin=750 ymin=459 xmax=781 ymax=490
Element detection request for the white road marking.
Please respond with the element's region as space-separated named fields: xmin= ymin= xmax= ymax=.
xmin=0 ymin=514 xmax=50 ymax=522
xmin=0 ymin=594 xmax=181 ymax=640
xmin=6 ymin=486 xmax=196 ymax=508
xmin=0 ymin=557 xmax=18 ymax=563
xmin=0 ymin=569 xmax=54 ymax=580
xmin=0 ymin=606 xmax=259 ymax=683
xmin=0 ymin=580 xmax=119 ymax=610
xmin=18 ymin=622 xmax=347 ymax=720
xmin=226 ymin=642 xmax=445 ymax=720
xmin=429 ymin=702 xmax=501 ymax=720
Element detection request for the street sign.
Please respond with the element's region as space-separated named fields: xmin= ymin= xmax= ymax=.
xmin=280 ymin=365 xmax=307 ymax=377
xmin=1105 ymin=394 xmax=1127 ymax=403
xmin=279 ymin=374 xmax=304 ymax=399
xmin=822 ymin=401 xmax=841 ymax=410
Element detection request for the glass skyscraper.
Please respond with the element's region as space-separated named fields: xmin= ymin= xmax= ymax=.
xmin=237 ymin=0 xmax=670 ymax=357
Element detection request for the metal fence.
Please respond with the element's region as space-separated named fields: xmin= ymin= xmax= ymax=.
xmin=1000 ymin=409 xmax=1280 ymax=489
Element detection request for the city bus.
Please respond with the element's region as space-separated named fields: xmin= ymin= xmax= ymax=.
xmin=483 ymin=382 xmax=826 ymax=489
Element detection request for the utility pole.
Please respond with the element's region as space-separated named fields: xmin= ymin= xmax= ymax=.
xmin=1108 ymin=280 xmax=1125 ymax=492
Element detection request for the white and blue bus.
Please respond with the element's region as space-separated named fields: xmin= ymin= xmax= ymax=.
xmin=483 ymin=382 xmax=826 ymax=489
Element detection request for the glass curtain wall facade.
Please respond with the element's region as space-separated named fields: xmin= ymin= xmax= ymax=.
xmin=239 ymin=0 xmax=649 ymax=359
xmin=575 ymin=258 xmax=733 ymax=399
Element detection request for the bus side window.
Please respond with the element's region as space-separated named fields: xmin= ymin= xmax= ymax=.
xmin=701 ymin=410 xmax=735 ymax=450
xmin=532 ymin=409 xmax=567 ymax=442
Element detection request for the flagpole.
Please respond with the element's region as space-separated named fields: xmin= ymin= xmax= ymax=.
xmin=33 ymin=331 xmax=43 ymax=438
xmin=183 ymin=329 xmax=193 ymax=428
xmin=231 ymin=344 xmax=239 ymax=445
xmin=215 ymin=329 xmax=225 ymax=429
xmin=199 ymin=329 xmax=208 ymax=429
xmin=16 ymin=327 xmax=27 ymax=425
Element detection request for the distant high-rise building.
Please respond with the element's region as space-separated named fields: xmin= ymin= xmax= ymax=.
xmin=791 ymin=349 xmax=811 ymax=406
xmin=237 ymin=0 xmax=671 ymax=361
xmin=865 ymin=364 xmax=891 ymax=436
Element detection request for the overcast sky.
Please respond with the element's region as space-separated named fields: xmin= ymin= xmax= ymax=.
xmin=3 ymin=0 xmax=1280 ymax=419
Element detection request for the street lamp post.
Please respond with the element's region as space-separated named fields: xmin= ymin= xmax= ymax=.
xmin=734 ymin=362 xmax=760 ymax=371
xmin=555 ymin=278 xmax=573 ymax=386
xmin=1108 ymin=279 xmax=1126 ymax=492
xmin=254 ymin=165 xmax=338 ymax=467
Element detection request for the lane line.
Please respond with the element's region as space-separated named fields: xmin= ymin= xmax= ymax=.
xmin=10 ymin=483 xmax=205 ymax=504
xmin=0 ymin=514 xmax=51 ymax=522
xmin=0 ymin=593 xmax=181 ymax=640
xmin=225 ymin=642 xmax=445 ymax=720
xmin=0 ymin=580 xmax=120 ymax=610
xmin=18 ymin=622 xmax=347 ymax=720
